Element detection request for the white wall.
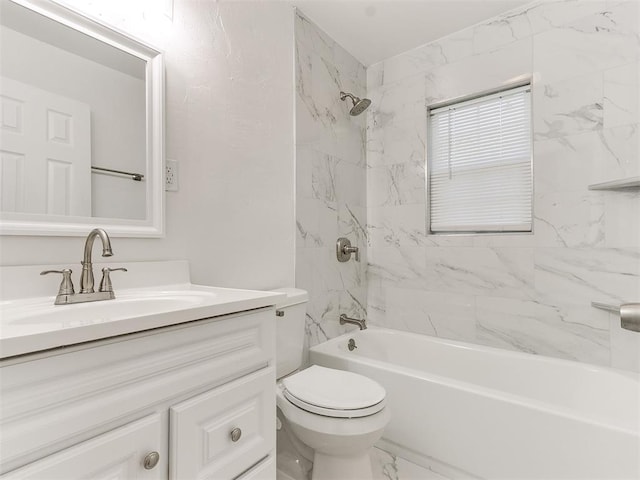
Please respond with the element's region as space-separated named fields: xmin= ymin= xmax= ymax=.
xmin=366 ymin=0 xmax=640 ymax=371
xmin=0 ymin=0 xmax=296 ymax=291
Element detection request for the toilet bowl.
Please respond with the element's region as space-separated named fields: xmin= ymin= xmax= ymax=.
xmin=277 ymin=366 xmax=390 ymax=480
xmin=273 ymin=289 xmax=390 ymax=480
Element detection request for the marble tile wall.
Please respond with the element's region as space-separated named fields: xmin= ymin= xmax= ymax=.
xmin=366 ymin=0 xmax=640 ymax=371
xmin=295 ymin=12 xmax=368 ymax=358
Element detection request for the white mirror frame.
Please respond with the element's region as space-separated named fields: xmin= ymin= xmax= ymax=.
xmin=0 ymin=0 xmax=164 ymax=237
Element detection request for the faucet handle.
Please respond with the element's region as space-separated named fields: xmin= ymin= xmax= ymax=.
xmin=40 ymin=269 xmax=75 ymax=295
xmin=99 ymin=267 xmax=127 ymax=293
xmin=336 ymin=238 xmax=360 ymax=262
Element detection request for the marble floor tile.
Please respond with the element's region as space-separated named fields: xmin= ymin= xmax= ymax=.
xmin=372 ymin=448 xmax=450 ymax=480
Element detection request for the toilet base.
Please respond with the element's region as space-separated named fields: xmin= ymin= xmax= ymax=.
xmin=311 ymin=450 xmax=374 ymax=480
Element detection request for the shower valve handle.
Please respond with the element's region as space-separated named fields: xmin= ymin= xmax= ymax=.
xmin=337 ymin=237 xmax=359 ymax=262
xmin=343 ymin=245 xmax=360 ymax=262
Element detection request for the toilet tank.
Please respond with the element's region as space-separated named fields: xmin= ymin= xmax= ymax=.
xmin=273 ymin=288 xmax=308 ymax=379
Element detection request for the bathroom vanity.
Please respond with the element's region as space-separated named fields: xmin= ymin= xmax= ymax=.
xmin=0 ymin=261 xmax=283 ymax=479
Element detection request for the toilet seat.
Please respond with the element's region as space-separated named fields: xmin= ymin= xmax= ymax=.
xmin=281 ymin=365 xmax=386 ymax=418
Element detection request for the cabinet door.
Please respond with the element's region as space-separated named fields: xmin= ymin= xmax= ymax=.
xmin=1 ymin=414 xmax=163 ymax=480
xmin=238 ymin=456 xmax=275 ymax=480
xmin=170 ymin=368 xmax=275 ymax=480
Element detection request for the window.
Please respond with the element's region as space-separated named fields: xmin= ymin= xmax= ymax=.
xmin=427 ymin=84 xmax=532 ymax=234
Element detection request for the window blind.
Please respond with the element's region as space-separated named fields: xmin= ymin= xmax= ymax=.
xmin=428 ymin=84 xmax=532 ymax=233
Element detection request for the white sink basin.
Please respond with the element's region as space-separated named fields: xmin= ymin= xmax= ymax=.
xmin=0 ymin=263 xmax=285 ymax=359
xmin=3 ymin=290 xmax=219 ymax=327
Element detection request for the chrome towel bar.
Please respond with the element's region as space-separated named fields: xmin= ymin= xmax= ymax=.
xmin=592 ymin=302 xmax=640 ymax=332
xmin=91 ymin=166 xmax=144 ymax=181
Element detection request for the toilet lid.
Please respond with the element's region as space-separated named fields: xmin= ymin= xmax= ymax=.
xmin=282 ymin=365 xmax=386 ymax=418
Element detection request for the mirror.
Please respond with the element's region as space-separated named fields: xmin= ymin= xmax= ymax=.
xmin=0 ymin=0 xmax=164 ymax=237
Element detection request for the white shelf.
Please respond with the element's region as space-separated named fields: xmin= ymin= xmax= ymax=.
xmin=588 ymin=176 xmax=640 ymax=191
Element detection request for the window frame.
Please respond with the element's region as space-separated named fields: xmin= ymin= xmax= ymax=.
xmin=425 ymin=81 xmax=534 ymax=236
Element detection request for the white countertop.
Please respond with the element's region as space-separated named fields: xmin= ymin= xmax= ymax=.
xmin=0 ymin=261 xmax=285 ymax=359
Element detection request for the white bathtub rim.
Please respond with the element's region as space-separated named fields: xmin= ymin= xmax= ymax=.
xmin=312 ymin=326 xmax=640 ymax=386
xmin=320 ymin=327 xmax=638 ymax=379
xmin=310 ymin=327 xmax=640 ymax=436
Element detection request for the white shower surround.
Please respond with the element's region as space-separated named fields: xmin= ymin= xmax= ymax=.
xmin=365 ymin=0 xmax=640 ymax=371
xmin=311 ymin=328 xmax=640 ymax=479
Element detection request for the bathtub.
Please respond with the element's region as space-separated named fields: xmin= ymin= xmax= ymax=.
xmin=309 ymin=328 xmax=640 ymax=479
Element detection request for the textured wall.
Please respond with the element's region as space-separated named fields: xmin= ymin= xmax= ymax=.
xmin=366 ymin=0 xmax=640 ymax=371
xmin=0 ymin=0 xmax=296 ymax=292
xmin=294 ymin=12 xmax=368 ymax=356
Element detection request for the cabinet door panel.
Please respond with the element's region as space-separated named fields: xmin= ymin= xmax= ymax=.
xmin=237 ymin=456 xmax=275 ymax=480
xmin=1 ymin=414 xmax=163 ymax=480
xmin=170 ymin=368 xmax=275 ymax=480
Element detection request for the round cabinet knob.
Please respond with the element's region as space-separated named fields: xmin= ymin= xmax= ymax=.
xmin=230 ymin=427 xmax=242 ymax=442
xmin=143 ymin=451 xmax=160 ymax=470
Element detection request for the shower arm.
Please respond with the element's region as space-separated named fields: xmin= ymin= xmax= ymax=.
xmin=339 ymin=91 xmax=357 ymax=103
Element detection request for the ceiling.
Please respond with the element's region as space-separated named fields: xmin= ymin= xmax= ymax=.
xmin=291 ymin=0 xmax=533 ymax=66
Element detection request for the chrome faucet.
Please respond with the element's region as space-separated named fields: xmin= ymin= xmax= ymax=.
xmin=80 ymin=228 xmax=113 ymax=293
xmin=41 ymin=228 xmax=127 ymax=305
xmin=340 ymin=314 xmax=367 ymax=330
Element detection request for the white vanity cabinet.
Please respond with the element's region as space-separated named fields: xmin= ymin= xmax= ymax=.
xmin=0 ymin=307 xmax=276 ymax=480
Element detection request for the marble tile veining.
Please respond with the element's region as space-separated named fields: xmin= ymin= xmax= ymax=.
xmin=476 ymin=296 xmax=610 ymax=365
xmin=294 ymin=0 xmax=640 ymax=372
xmin=534 ymin=190 xmax=605 ymax=247
xmin=423 ymin=247 xmax=536 ymax=300
xmin=367 ymin=204 xmax=427 ymax=248
xmin=604 ymin=61 xmax=639 ymax=129
xmin=591 ymin=124 xmax=640 ymax=183
xmin=385 ymin=287 xmax=476 ymax=342
xmin=367 ymin=163 xmax=425 ymax=208
xmin=366 ymin=0 xmax=640 ymax=371
xmin=533 ymin=2 xmax=639 ymax=84
xmin=295 ymin=12 xmax=367 ymax=355
xmin=372 ymin=448 xmax=450 ymax=480
xmin=533 ymin=72 xmax=604 ymax=140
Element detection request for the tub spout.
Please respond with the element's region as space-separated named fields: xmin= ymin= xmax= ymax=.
xmin=340 ymin=314 xmax=367 ymax=330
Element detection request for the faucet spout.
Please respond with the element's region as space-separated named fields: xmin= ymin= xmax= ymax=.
xmin=80 ymin=228 xmax=113 ymax=293
xmin=339 ymin=314 xmax=367 ymax=330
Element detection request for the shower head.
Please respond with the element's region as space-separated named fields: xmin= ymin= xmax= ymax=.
xmin=340 ymin=91 xmax=371 ymax=116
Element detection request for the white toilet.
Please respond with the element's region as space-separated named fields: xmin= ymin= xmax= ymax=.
xmin=274 ymin=288 xmax=390 ymax=480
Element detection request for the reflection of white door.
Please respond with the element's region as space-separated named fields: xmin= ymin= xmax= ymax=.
xmin=0 ymin=76 xmax=91 ymax=216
